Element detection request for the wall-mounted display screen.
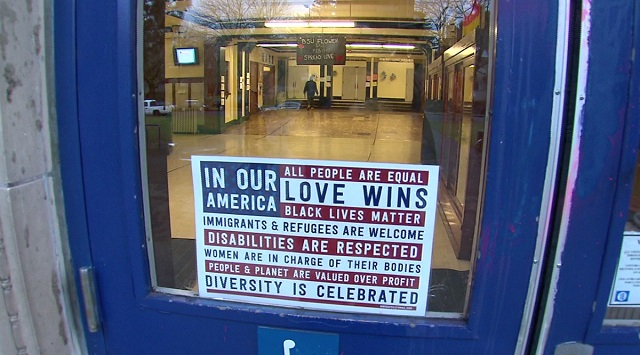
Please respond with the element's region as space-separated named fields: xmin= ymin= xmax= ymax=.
xmin=174 ymin=47 xmax=199 ymax=65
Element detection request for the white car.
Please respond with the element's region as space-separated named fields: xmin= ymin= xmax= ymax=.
xmin=144 ymin=99 xmax=172 ymax=115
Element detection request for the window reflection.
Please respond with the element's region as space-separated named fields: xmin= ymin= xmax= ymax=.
xmin=143 ymin=0 xmax=491 ymax=317
xmin=626 ymin=153 xmax=640 ymax=233
xmin=606 ymin=149 xmax=640 ymax=322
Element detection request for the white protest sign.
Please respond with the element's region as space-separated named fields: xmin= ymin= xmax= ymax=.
xmin=191 ymin=156 xmax=439 ymax=316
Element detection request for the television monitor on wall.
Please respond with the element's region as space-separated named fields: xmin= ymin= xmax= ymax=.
xmin=174 ymin=47 xmax=199 ymax=65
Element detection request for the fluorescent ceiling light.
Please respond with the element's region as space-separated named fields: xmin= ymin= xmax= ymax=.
xmin=308 ymin=21 xmax=355 ymax=28
xmin=346 ymin=44 xmax=416 ymax=50
xmin=256 ymin=42 xmax=416 ymax=51
xmin=265 ymin=21 xmax=308 ymax=28
xmin=347 ymin=44 xmax=383 ymax=49
xmin=383 ymin=44 xmax=416 ymax=50
xmin=257 ymin=43 xmax=297 ymax=47
xmin=264 ymin=20 xmax=355 ymax=28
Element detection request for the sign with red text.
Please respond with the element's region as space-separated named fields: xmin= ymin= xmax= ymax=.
xmin=191 ymin=156 xmax=439 ymax=316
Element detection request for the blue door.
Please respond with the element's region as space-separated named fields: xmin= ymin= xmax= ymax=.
xmin=534 ymin=0 xmax=640 ymax=353
xmin=54 ymin=0 xmax=639 ymax=353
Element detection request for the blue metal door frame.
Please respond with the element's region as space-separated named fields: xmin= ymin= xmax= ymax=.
xmin=51 ymin=0 xmax=640 ymax=353
xmin=537 ymin=0 xmax=640 ymax=353
xmin=54 ymin=0 xmax=108 ymax=352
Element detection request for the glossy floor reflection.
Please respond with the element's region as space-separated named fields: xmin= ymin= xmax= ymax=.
xmin=165 ymin=108 xmax=471 ymax=272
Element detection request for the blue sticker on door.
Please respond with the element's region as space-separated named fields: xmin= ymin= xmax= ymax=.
xmin=258 ymin=327 xmax=339 ymax=355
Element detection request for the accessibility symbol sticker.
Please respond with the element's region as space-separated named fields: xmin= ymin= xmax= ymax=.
xmin=615 ymin=290 xmax=630 ymax=302
xmin=258 ymin=327 xmax=338 ymax=355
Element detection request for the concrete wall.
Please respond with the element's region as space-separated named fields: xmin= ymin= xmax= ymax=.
xmin=0 ymin=0 xmax=83 ymax=353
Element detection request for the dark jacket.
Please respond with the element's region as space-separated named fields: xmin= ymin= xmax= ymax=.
xmin=303 ymin=80 xmax=318 ymax=97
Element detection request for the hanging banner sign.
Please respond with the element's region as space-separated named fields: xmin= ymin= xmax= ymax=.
xmin=297 ymin=36 xmax=346 ymax=65
xmin=191 ymin=156 xmax=439 ymax=316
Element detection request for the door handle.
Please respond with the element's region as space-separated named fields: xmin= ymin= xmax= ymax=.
xmin=79 ymin=266 xmax=101 ymax=332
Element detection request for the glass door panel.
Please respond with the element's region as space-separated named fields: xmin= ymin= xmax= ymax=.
xmin=143 ymin=0 xmax=494 ymax=317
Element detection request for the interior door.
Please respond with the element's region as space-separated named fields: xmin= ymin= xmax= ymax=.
xmin=405 ymin=68 xmax=414 ymax=102
xmin=342 ymin=67 xmax=358 ymax=100
xmin=342 ymin=67 xmax=366 ymax=101
xmin=57 ymin=0 xmax=573 ymax=353
xmin=287 ymin=66 xmax=308 ymax=99
xmin=262 ymin=67 xmax=275 ymax=107
xmin=355 ymin=67 xmax=366 ymax=101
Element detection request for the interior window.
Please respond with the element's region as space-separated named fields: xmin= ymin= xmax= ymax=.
xmin=143 ymin=0 xmax=492 ymax=318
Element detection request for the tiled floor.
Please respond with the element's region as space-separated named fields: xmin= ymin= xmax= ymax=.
xmin=162 ymin=108 xmax=471 ymax=272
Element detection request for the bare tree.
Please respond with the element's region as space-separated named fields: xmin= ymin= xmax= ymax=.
xmin=415 ymin=0 xmax=484 ymax=51
xmin=181 ymin=0 xmax=294 ymax=40
xmin=144 ymin=0 xmax=166 ymax=99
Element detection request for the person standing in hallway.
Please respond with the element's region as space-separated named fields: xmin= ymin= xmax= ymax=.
xmin=303 ymin=75 xmax=318 ymax=110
